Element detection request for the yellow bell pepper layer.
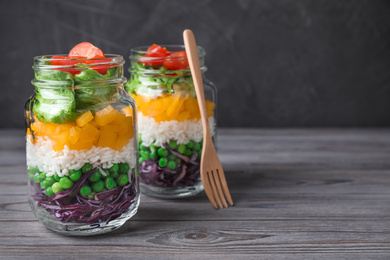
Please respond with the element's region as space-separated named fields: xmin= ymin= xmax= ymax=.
xmin=29 ymin=105 xmax=134 ymax=152
xmin=131 ymin=93 xmax=215 ymax=122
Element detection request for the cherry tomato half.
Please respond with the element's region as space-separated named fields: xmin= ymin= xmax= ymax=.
xmin=139 ymin=52 xmax=169 ymax=67
xmin=51 ymin=56 xmax=85 ymax=75
xmin=163 ymin=51 xmax=189 ymax=70
xmin=147 ymin=44 xmax=168 ymax=53
xmin=69 ymin=42 xmax=105 ymax=59
xmin=51 ymin=56 xmax=112 ymax=75
xmin=85 ymin=58 xmax=113 ymax=75
xmin=138 ymin=44 xmax=169 ymax=67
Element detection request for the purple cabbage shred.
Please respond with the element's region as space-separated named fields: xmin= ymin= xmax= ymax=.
xmin=31 ymin=168 xmax=137 ymax=224
xmin=140 ymin=145 xmax=201 ymax=187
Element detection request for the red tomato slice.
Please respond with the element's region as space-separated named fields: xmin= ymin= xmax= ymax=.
xmin=51 ymin=56 xmax=85 ymax=66
xmin=51 ymin=56 xmax=112 ymax=75
xmin=138 ymin=44 xmax=169 ymax=67
xmin=163 ymin=51 xmax=189 ymax=70
xmin=85 ymin=58 xmax=113 ymax=75
xmin=139 ymin=52 xmax=169 ymax=67
xmin=69 ymin=42 xmax=105 ymax=59
xmin=51 ymin=56 xmax=85 ymax=75
xmin=147 ymin=44 xmax=168 ymax=53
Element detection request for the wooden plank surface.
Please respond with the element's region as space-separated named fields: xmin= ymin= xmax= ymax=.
xmin=0 ymin=129 xmax=390 ymax=259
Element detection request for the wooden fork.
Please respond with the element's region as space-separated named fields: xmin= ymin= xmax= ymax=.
xmin=183 ymin=29 xmax=233 ymax=209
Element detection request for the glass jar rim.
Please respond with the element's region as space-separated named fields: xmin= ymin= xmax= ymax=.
xmin=129 ymin=45 xmax=206 ymax=75
xmin=33 ymin=54 xmax=124 ymax=70
xmin=32 ymin=54 xmax=126 ymax=88
xmin=130 ymin=45 xmax=205 ymax=58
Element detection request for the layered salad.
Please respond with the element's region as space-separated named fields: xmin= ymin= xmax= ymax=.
xmin=26 ymin=42 xmax=138 ymax=225
xmin=126 ymin=44 xmax=215 ymax=194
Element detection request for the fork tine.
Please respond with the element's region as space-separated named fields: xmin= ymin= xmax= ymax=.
xmin=216 ymin=168 xmax=234 ymax=206
xmin=201 ymin=171 xmax=218 ymax=209
xmin=213 ymin=170 xmax=228 ymax=208
xmin=208 ymin=170 xmax=223 ymax=209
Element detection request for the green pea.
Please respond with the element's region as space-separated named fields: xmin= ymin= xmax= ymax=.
xmin=28 ymin=173 xmax=35 ymax=180
xmin=139 ymin=157 xmax=144 ymax=165
xmin=88 ymin=170 xmax=102 ymax=182
xmin=105 ymin=177 xmax=116 ymax=190
xmin=157 ymin=147 xmax=169 ymax=157
xmin=158 ymin=157 xmax=168 ymax=168
xmin=80 ymin=185 xmax=92 ymax=197
xmin=103 ymin=169 xmax=110 ymax=177
xmin=117 ymin=174 xmax=129 ymax=186
xmin=52 ymin=182 xmax=63 ymax=194
xmin=39 ymin=172 xmax=47 ymax=179
xmin=168 ymin=140 xmax=178 ymax=149
xmin=149 ymin=143 xmax=157 ymax=153
xmin=194 ymin=142 xmax=201 ymax=151
xmin=109 ymin=163 xmax=119 ymax=173
xmin=45 ymin=176 xmax=56 ymax=187
xmin=139 ymin=143 xmax=148 ymax=151
xmin=40 ymin=181 xmax=47 ymax=189
xmin=141 ymin=150 xmax=150 ymax=160
xmin=46 ymin=187 xmax=54 ymax=197
xmin=69 ymin=169 xmax=82 ymax=181
xmin=37 ymin=175 xmax=45 ymax=183
xmin=187 ymin=140 xmax=194 ymax=149
xmin=34 ymin=175 xmax=40 ymax=183
xmin=150 ymin=152 xmax=158 ymax=160
xmin=184 ymin=149 xmax=192 ymax=157
xmin=43 ymin=180 xmax=52 ymax=189
xmin=168 ymin=154 xmax=176 ymax=161
xmin=59 ymin=177 xmax=74 ymax=189
xmin=119 ymin=163 xmax=129 ymax=174
xmin=87 ymin=192 xmax=95 ymax=200
xmin=92 ymin=180 xmax=104 ymax=192
xmin=111 ymin=171 xmax=119 ymax=179
xmin=54 ymin=173 xmax=60 ymax=181
xmin=81 ymin=163 xmax=92 ymax=174
xmin=44 ymin=180 xmax=53 ymax=189
xmin=177 ymin=144 xmax=186 ymax=154
xmin=167 ymin=160 xmax=177 ymax=170
xmin=28 ymin=166 xmax=38 ymax=174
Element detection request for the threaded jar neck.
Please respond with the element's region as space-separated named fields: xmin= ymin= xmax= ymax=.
xmin=32 ymin=54 xmax=126 ymax=88
xmin=129 ymin=45 xmax=207 ymax=77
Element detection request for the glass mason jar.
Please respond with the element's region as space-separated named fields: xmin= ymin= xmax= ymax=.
xmin=25 ymin=55 xmax=139 ymax=236
xmin=125 ymin=45 xmax=216 ymax=198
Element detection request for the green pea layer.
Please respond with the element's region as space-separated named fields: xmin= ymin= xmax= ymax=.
xmin=138 ymin=138 xmax=203 ymax=168
xmin=28 ymin=162 xmax=131 ymax=199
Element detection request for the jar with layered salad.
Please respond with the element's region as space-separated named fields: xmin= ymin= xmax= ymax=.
xmin=25 ymin=42 xmax=139 ymax=235
xmin=126 ymin=44 xmax=216 ymax=198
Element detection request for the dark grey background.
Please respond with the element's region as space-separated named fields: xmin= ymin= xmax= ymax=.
xmin=1 ymin=0 xmax=390 ymax=128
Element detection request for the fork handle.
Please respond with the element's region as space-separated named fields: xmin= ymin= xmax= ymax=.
xmin=183 ymin=29 xmax=212 ymax=141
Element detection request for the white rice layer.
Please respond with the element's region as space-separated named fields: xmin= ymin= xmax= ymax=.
xmin=138 ymin=113 xmax=215 ymax=147
xmin=26 ymin=136 xmax=136 ymax=177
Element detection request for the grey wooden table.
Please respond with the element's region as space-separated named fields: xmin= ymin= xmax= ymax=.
xmin=1 ymin=128 xmax=390 ymax=259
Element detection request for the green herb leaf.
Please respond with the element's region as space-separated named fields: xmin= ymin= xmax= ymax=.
xmin=33 ymin=67 xmax=120 ymax=124
xmin=74 ymin=68 xmax=119 ymax=113
xmin=74 ymin=67 xmax=118 ymax=82
xmin=33 ymin=70 xmax=76 ymax=124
